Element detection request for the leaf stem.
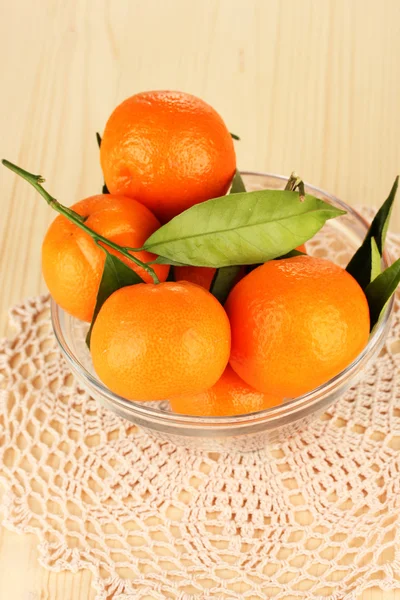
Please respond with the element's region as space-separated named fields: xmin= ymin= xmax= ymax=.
xmin=2 ymin=159 xmax=160 ymax=284
xmin=285 ymin=171 xmax=306 ymax=202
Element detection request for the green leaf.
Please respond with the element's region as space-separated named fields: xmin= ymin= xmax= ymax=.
xmin=365 ymin=177 xmax=398 ymax=253
xmin=370 ymin=237 xmax=381 ymax=282
xmin=346 ymin=176 xmax=398 ymax=289
xmin=210 ymin=266 xmax=242 ymax=304
xmin=144 ymin=190 xmax=345 ymax=268
xmin=365 ymin=258 xmax=400 ymax=329
xmin=230 ymin=169 xmax=246 ymax=194
xmin=208 ymin=170 xmax=246 ymax=300
xmin=86 ymin=252 xmax=143 ymax=347
xmin=96 ymin=132 xmax=110 ymax=195
xmin=151 ymin=255 xmax=189 ymax=267
xmin=230 ymin=132 xmax=240 ymax=141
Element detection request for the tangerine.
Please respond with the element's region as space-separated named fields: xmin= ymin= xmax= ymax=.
xmin=173 ymin=248 xmax=305 ymax=291
xmin=42 ymin=194 xmax=168 ymax=322
xmin=225 ymin=256 xmax=370 ymax=397
xmin=90 ymin=282 xmax=231 ymax=401
xmin=100 ymin=90 xmax=236 ymax=223
xmin=174 ymin=265 xmax=246 ymax=291
xmin=171 ymin=365 xmax=282 ymax=416
xmin=174 ymin=266 xmax=216 ymax=290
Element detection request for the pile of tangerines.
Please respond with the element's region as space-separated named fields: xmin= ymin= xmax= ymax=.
xmin=5 ymin=91 xmax=398 ymax=417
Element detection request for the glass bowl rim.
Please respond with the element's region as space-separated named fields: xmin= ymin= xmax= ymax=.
xmin=50 ymin=171 xmax=394 ymax=430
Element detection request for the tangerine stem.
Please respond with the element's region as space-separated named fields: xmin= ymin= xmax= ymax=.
xmin=2 ymin=159 xmax=160 ymax=284
xmin=284 ymin=171 xmax=306 ymax=202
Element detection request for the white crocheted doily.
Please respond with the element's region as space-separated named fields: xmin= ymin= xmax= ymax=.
xmin=0 ymin=210 xmax=399 ymax=600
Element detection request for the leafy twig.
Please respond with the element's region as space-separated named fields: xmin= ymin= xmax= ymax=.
xmin=2 ymin=159 xmax=159 ymax=284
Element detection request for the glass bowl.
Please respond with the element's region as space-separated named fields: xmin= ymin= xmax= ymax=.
xmin=51 ymin=172 xmax=394 ymax=452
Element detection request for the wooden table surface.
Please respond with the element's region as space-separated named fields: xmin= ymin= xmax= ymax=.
xmin=1 ymin=1 xmax=400 ymax=598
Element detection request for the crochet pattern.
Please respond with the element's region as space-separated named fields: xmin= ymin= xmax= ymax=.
xmin=0 ymin=209 xmax=399 ymax=599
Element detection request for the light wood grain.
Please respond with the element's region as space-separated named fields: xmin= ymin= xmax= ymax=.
xmin=1 ymin=0 xmax=400 ymax=598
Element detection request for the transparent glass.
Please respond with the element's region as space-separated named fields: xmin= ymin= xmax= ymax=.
xmin=51 ymin=173 xmax=394 ymax=452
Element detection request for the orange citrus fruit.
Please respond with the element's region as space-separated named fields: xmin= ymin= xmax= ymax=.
xmin=173 ymin=250 xmax=305 ymax=291
xmin=174 ymin=265 xmax=245 ymax=291
xmin=225 ymin=255 xmax=370 ymax=398
xmin=90 ymin=282 xmax=231 ymax=401
xmin=100 ymin=90 xmax=236 ymax=223
xmin=42 ymin=194 xmax=169 ymax=322
xmin=170 ymin=365 xmax=282 ymax=416
xmin=174 ymin=266 xmax=216 ymax=289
